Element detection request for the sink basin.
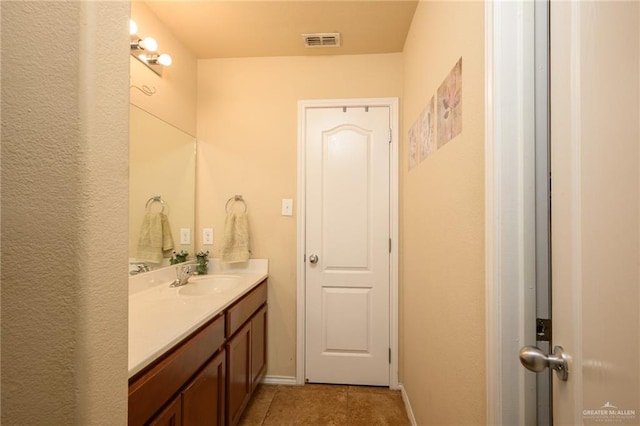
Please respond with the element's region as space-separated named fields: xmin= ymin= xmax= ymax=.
xmin=178 ymin=275 xmax=242 ymax=297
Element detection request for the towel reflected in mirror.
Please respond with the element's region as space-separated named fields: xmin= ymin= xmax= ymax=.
xmin=137 ymin=212 xmax=174 ymax=264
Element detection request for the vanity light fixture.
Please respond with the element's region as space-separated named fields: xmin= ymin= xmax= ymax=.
xmin=129 ymin=19 xmax=172 ymax=77
xmin=141 ymin=53 xmax=173 ymax=67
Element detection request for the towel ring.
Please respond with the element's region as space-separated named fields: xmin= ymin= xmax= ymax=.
xmin=145 ymin=195 xmax=167 ymax=214
xmin=225 ymin=195 xmax=248 ymax=213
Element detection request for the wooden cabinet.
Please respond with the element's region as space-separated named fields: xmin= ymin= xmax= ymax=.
xmin=147 ymin=349 xmax=226 ymax=426
xmin=149 ymin=396 xmax=182 ymax=426
xmin=250 ymin=305 xmax=267 ymax=389
xmin=226 ymin=323 xmax=252 ymax=426
xmin=226 ymin=282 xmax=268 ymax=426
xmin=182 ymin=350 xmax=226 ymax=425
xmin=129 ymin=315 xmax=225 ymax=426
xmin=226 ymin=281 xmax=267 ymax=337
xmin=129 ymin=279 xmax=267 ymax=426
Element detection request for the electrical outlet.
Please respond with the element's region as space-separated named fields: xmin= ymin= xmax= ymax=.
xmin=202 ymin=228 xmax=214 ymax=245
xmin=180 ymin=228 xmax=191 ymax=245
xmin=282 ymin=198 xmax=293 ymax=216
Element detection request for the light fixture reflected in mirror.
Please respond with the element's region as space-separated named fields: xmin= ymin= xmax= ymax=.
xmin=134 ymin=37 xmax=158 ymax=53
xmin=129 ymin=19 xmax=172 ymax=77
xmin=129 ymin=19 xmax=138 ymax=36
xmin=147 ymin=53 xmax=173 ymax=67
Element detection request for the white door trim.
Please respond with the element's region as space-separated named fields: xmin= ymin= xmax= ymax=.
xmin=485 ymin=1 xmax=537 ymax=424
xmin=296 ymin=97 xmax=399 ymax=389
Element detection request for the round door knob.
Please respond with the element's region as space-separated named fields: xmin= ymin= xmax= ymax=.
xmin=519 ymin=346 xmax=548 ymax=372
xmin=519 ymin=345 xmax=569 ymax=381
xmin=309 ymin=254 xmax=318 ymax=264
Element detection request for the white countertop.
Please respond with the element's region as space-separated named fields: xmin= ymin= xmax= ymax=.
xmin=128 ymin=259 xmax=268 ymax=378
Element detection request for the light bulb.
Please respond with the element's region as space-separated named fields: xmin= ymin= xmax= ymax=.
xmin=129 ymin=19 xmax=138 ymax=35
xmin=140 ymin=37 xmax=158 ymax=52
xmin=157 ymin=53 xmax=172 ymax=66
xmin=138 ymin=54 xmax=148 ymax=62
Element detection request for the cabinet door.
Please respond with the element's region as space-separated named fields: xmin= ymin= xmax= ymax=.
xmin=182 ymin=349 xmax=226 ymax=426
xmin=250 ymin=305 xmax=267 ymax=389
xmin=129 ymin=315 xmax=225 ymax=426
xmin=226 ymin=322 xmax=251 ymax=426
xmin=149 ymin=396 xmax=182 ymax=426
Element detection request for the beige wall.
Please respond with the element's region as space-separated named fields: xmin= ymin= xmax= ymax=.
xmin=197 ymin=54 xmax=403 ymax=377
xmin=131 ymin=2 xmax=197 ymax=136
xmin=400 ymin=1 xmax=485 ymax=424
xmin=1 ymin=1 xmax=129 ymax=423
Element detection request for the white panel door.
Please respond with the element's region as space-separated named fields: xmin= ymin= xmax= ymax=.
xmin=305 ymin=106 xmax=390 ymax=386
xmin=550 ymin=2 xmax=639 ymax=424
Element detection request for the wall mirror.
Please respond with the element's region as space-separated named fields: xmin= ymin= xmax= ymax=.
xmin=129 ymin=104 xmax=196 ymax=272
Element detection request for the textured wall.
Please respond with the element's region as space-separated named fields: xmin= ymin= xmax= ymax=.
xmin=400 ymin=2 xmax=486 ymax=424
xmin=197 ymin=54 xmax=403 ymax=377
xmin=1 ymin=2 xmax=129 ymax=423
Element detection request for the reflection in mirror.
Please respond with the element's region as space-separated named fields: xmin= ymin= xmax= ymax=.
xmin=129 ymin=104 xmax=196 ymax=273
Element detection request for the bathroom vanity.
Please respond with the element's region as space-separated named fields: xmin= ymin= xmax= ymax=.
xmin=128 ymin=260 xmax=268 ymax=425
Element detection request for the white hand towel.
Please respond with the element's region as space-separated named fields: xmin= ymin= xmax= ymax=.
xmin=220 ymin=211 xmax=250 ymax=263
xmin=137 ymin=212 xmax=175 ymax=264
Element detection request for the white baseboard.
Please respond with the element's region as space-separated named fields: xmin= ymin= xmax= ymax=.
xmin=399 ymin=383 xmax=417 ymax=426
xmin=260 ymin=375 xmax=299 ymax=385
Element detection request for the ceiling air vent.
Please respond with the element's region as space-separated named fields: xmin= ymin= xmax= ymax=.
xmin=302 ymin=33 xmax=341 ymax=48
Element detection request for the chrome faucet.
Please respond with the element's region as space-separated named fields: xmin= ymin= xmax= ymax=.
xmin=170 ymin=264 xmax=193 ymax=287
xmin=129 ymin=262 xmax=150 ymax=275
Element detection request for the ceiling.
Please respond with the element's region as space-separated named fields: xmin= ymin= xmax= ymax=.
xmin=144 ymin=1 xmax=419 ymax=59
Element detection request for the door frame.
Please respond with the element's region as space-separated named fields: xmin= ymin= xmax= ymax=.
xmin=296 ymin=97 xmax=400 ymax=388
xmin=485 ymin=1 xmax=538 ymax=424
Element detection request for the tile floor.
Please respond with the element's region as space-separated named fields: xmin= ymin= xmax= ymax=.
xmin=238 ymin=384 xmax=411 ymax=426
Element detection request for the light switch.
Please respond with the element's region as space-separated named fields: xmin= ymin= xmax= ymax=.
xmin=180 ymin=228 xmax=191 ymax=245
xmin=281 ymin=199 xmax=293 ymax=216
xmin=202 ymin=228 xmax=214 ymax=245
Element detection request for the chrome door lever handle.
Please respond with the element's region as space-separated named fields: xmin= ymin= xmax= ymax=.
xmin=519 ymin=345 xmax=569 ymax=381
xmin=309 ymin=254 xmax=318 ymax=264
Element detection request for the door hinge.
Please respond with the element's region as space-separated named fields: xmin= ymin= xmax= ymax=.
xmin=389 ymin=128 xmax=392 ymax=143
xmin=303 ymin=254 xmax=306 ymax=263
xmin=389 ymin=238 xmax=392 ymax=253
xmin=536 ymin=318 xmax=552 ymax=342
xmin=389 ymin=348 xmax=391 ymax=364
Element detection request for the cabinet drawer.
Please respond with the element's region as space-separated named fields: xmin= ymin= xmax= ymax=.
xmin=226 ymin=280 xmax=267 ymax=337
xmin=128 ymin=314 xmax=225 ymax=426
